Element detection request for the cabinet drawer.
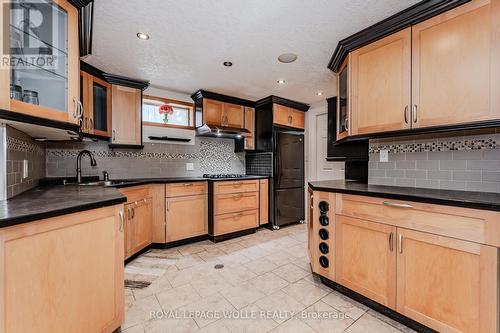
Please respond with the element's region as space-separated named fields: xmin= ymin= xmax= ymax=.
xmin=214 ymin=209 xmax=258 ymax=236
xmin=337 ymin=194 xmax=500 ymax=246
xmin=119 ymin=185 xmax=151 ymax=203
xmin=166 ymin=182 xmax=208 ymax=197
xmin=213 ymin=180 xmax=259 ymax=194
xmin=214 ymin=192 xmax=259 ymax=215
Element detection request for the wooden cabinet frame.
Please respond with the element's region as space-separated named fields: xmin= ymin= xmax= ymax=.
xmin=336 ymin=57 xmax=351 ymax=139
xmin=81 ymin=71 xmax=112 ymax=137
xmin=273 ymin=103 xmax=305 ymax=129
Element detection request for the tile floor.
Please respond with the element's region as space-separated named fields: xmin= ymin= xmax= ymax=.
xmin=122 ymin=224 xmax=415 ymax=333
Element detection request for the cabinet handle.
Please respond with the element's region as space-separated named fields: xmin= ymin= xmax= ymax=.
xmin=310 ymin=194 xmax=314 ymax=209
xmin=288 ymin=115 xmax=292 ymax=124
xmin=389 ymin=232 xmax=394 ymax=252
xmin=89 ymin=118 xmax=93 ymax=130
xmin=72 ymin=98 xmax=79 ymax=118
xmin=183 ymin=183 xmax=193 ymax=186
xmin=167 ymin=201 xmax=170 ymax=211
xmin=131 ymin=207 xmax=135 ymax=219
xmin=233 ymin=182 xmax=243 ymax=187
xmin=119 ymin=211 xmax=124 ymax=232
xmin=412 ymin=104 xmax=418 ymax=124
xmin=344 ymin=118 xmax=349 ymax=131
xmin=383 ymin=201 xmax=413 ymax=209
xmin=78 ymin=100 xmax=84 ymax=118
xmin=112 ymin=130 xmax=116 ymax=141
xmin=84 ymin=117 xmax=88 ymax=130
xmin=127 ymin=207 xmax=131 ymax=220
xmin=398 ymin=234 xmax=403 ymax=254
xmin=403 ymin=105 xmax=409 ymax=124
xmin=233 ymin=193 xmax=244 ymax=200
xmin=233 ymin=212 xmax=243 ymax=218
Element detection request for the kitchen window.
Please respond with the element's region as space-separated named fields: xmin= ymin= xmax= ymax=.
xmin=142 ymin=96 xmax=195 ymax=129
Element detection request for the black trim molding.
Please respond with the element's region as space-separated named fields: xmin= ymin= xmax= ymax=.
xmin=109 ymin=144 xmax=144 ymax=150
xmin=67 ymin=0 xmax=93 ymax=9
xmin=255 ymin=95 xmax=310 ymax=112
xmin=328 ymin=0 xmax=471 ymax=72
xmin=191 ymin=90 xmax=255 ymax=107
xmin=0 ymin=109 xmax=81 ymax=136
xmin=103 ymin=73 xmax=150 ymax=91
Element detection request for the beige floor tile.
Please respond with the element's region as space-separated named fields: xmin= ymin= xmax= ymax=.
xmin=191 ymin=275 xmax=231 ymax=297
xmin=195 ymin=319 xmax=231 ymax=333
xmin=156 ymin=285 xmax=201 ymax=311
xmin=248 ymin=271 xmax=289 ymax=295
xmin=198 ymin=248 xmax=226 ymax=262
xmin=270 ymin=318 xmax=316 ymax=333
xmin=179 ymin=293 xmax=235 ymax=328
xmin=125 ymin=294 xmax=136 ymax=311
xmin=122 ymin=323 xmax=146 ymax=333
xmin=219 ymin=265 xmax=257 ymax=285
xmin=221 ymin=303 xmax=279 ymax=333
xmin=133 ymin=276 xmax=173 ymax=300
xmin=144 ymin=317 xmax=199 ymax=333
xmin=220 ymin=280 xmax=266 ymax=309
xmin=145 ymin=248 xmax=183 ymax=259
xmin=244 ymin=258 xmax=278 ymax=275
xmin=366 ymin=310 xmax=416 ymax=333
xmin=282 ymin=278 xmax=331 ymax=306
xmin=178 ymin=243 xmax=208 ymax=256
xmin=344 ymin=312 xmax=404 ymax=333
xmin=265 ymin=250 xmax=297 ymax=267
xmin=218 ymin=242 xmax=245 ymax=254
xmin=175 ymin=254 xmax=205 ymax=270
xmin=301 ymin=301 xmax=354 ymax=333
xmin=123 ymin=295 xmax=162 ymax=330
xmin=321 ymin=291 xmax=368 ymax=320
xmin=272 ymin=263 xmax=309 ymax=283
xmin=255 ymin=290 xmax=307 ymax=323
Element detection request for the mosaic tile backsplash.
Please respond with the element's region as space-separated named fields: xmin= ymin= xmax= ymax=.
xmin=369 ymin=130 xmax=500 ymax=193
xmin=45 ymin=137 xmax=245 ymax=179
xmin=6 ymin=126 xmax=46 ymax=198
xmin=245 ymin=152 xmax=273 ymax=177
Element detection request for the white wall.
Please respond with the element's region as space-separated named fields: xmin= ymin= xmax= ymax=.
xmin=305 ymin=99 xmax=344 ymax=182
xmin=144 ymin=86 xmax=193 ymax=103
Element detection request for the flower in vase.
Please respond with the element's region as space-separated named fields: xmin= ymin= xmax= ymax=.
xmin=159 ymin=104 xmax=174 ymax=123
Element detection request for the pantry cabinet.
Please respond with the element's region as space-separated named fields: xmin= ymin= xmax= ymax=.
xmin=0 ymin=0 xmax=80 ymax=124
xmin=396 ymin=228 xmax=498 ymax=333
xmin=80 ymin=71 xmax=112 ymax=137
xmin=111 ymin=85 xmax=142 ymax=146
xmin=350 ymin=28 xmax=411 ymax=135
xmin=335 ymin=215 xmax=397 ymax=309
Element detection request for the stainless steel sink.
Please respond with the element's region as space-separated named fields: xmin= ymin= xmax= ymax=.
xmin=64 ymin=180 xmax=133 ymax=187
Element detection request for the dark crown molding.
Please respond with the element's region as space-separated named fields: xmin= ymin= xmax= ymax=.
xmin=328 ymin=0 xmax=471 ymax=72
xmin=255 ymin=95 xmax=310 ymax=112
xmin=67 ymin=0 xmax=93 ymax=9
xmin=191 ymin=90 xmax=255 ymax=107
xmin=0 ymin=109 xmax=81 ymax=136
xmin=102 ymin=73 xmax=150 ymax=90
xmin=80 ymin=60 xmax=106 ymax=80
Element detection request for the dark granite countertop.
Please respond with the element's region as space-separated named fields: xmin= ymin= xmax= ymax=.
xmin=0 ymin=185 xmax=127 ymax=228
xmin=308 ymin=180 xmax=500 ymax=212
xmin=107 ymin=175 xmax=269 ymax=188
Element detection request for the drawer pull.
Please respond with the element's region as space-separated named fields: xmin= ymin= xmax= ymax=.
xmin=233 ymin=194 xmax=244 ymax=200
xmin=389 ymin=232 xmax=394 ymax=252
xmin=119 ymin=211 xmax=124 ymax=232
xmin=398 ymin=234 xmax=404 ymax=254
xmin=383 ymin=201 xmax=413 ymax=209
xmin=232 ymin=182 xmax=243 ymax=187
xmin=183 ymin=183 xmax=193 ymax=186
xmin=233 ymin=212 xmax=243 ymax=218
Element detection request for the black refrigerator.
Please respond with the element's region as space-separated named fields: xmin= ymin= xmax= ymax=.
xmin=273 ymin=130 xmax=305 ymax=228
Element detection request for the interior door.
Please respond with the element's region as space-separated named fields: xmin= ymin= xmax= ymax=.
xmin=350 ymin=28 xmax=411 ymax=135
xmin=275 ymin=132 xmax=304 ymax=189
xmin=275 ymin=187 xmax=304 ymax=226
xmin=396 ymin=227 xmax=498 ymax=333
xmin=412 ymin=0 xmax=499 ymax=128
xmin=336 ymin=215 xmax=397 ymax=309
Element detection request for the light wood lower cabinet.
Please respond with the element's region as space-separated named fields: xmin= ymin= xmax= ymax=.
xmin=166 ymin=194 xmax=207 ymax=242
xmin=335 ymin=215 xmax=397 ymax=309
xmin=396 ymin=228 xmax=498 ymax=333
xmin=124 ymin=198 xmax=153 ymax=258
xmin=0 ymin=205 xmax=124 ymax=333
xmin=214 ymin=209 xmax=259 ymax=236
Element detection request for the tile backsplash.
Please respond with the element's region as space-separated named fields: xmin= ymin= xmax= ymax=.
xmin=245 ymin=152 xmax=273 ymax=177
xmin=368 ymin=130 xmax=500 ymax=193
xmin=6 ymin=126 xmax=46 ymax=198
xmin=45 ymin=137 xmax=245 ymax=179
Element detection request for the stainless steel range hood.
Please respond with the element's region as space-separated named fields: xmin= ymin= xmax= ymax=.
xmin=196 ymin=124 xmax=250 ymax=139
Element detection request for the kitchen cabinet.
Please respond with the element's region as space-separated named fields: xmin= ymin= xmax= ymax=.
xmin=396 ymin=228 xmax=498 ymax=333
xmin=273 ymin=103 xmax=305 ymax=130
xmin=111 ymin=85 xmax=142 ymax=146
xmin=80 ymin=71 xmax=112 ymax=137
xmin=224 ymin=102 xmax=245 ymax=128
xmin=350 ymin=29 xmax=411 ymax=135
xmin=244 ymin=107 xmax=255 ymax=150
xmin=411 ymin=0 xmax=499 ymax=128
xmin=336 ymin=59 xmax=350 ymax=139
xmin=0 ymin=205 xmax=124 ymax=333
xmin=336 ymin=215 xmax=397 ymax=309
xmin=202 ymin=98 xmax=245 ymax=128
xmin=203 ymin=99 xmax=224 ymax=125
xmin=0 ymin=0 xmax=80 ymax=125
xmin=124 ymin=198 xmax=152 ymax=258
xmin=166 ymin=182 xmax=208 ymax=242
xmin=259 ymin=179 xmax=268 ymax=225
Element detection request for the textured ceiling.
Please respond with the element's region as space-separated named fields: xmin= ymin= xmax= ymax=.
xmin=87 ymin=0 xmax=420 ymax=104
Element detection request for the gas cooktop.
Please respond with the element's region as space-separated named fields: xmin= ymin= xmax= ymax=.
xmin=202 ymin=174 xmax=246 ymax=179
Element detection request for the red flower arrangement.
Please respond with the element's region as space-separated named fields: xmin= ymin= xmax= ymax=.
xmin=159 ymin=104 xmax=174 ymax=123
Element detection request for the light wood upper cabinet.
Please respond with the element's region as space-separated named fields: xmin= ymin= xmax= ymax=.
xmin=244 ymin=107 xmax=255 ymax=150
xmin=0 ymin=205 xmax=124 ymax=333
xmin=336 ymin=215 xmax=397 ymax=309
xmin=337 ymin=58 xmax=351 ymax=139
xmin=203 ymin=99 xmax=224 ymax=125
xmin=80 ymin=71 xmax=112 ymax=137
xmin=111 ymin=85 xmax=142 ymax=146
xmin=166 ymin=194 xmax=208 ymax=242
xmin=412 ymin=0 xmax=500 ymax=128
xmin=396 ymin=228 xmax=498 ymax=333
xmin=224 ymin=103 xmax=245 ymax=128
xmin=350 ymin=28 xmax=411 ymax=135
xmin=273 ymin=103 xmax=305 ymax=129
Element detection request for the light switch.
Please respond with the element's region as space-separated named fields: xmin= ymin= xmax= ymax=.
xmin=379 ymin=150 xmax=389 ymax=163
xmin=22 ymin=160 xmax=29 ymax=179
xmin=186 ymin=163 xmax=194 ymax=171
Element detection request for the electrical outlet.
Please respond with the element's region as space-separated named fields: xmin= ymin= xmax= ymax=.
xmin=186 ymin=163 xmax=194 ymax=171
xmin=380 ymin=150 xmax=389 ymax=163
xmin=22 ymin=160 xmax=29 ymax=179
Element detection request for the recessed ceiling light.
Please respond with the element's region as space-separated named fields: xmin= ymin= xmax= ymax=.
xmin=223 ymin=61 xmax=233 ymax=67
xmin=277 ymin=79 xmax=286 ymax=84
xmin=316 ymin=92 xmax=324 ymax=96
xmin=136 ymin=32 xmax=150 ymax=40
xmin=278 ymin=53 xmax=298 ymax=63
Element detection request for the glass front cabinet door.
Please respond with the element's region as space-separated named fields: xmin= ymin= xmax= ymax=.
xmin=0 ymin=0 xmax=80 ymax=124
xmin=80 ymin=71 xmax=112 ymax=137
xmin=337 ymin=57 xmax=350 ymax=140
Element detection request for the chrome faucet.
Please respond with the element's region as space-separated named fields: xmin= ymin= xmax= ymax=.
xmin=76 ymin=150 xmax=97 ymax=183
